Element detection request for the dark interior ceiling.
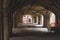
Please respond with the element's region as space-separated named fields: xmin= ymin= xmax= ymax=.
xmin=1 ymin=0 xmax=60 ymax=16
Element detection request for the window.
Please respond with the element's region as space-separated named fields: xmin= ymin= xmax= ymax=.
xmin=23 ymin=15 xmax=32 ymax=24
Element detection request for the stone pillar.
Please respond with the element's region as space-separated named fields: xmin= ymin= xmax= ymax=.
xmin=2 ymin=0 xmax=10 ymax=40
xmin=3 ymin=8 xmax=8 ymax=40
xmin=0 ymin=0 xmax=4 ymax=40
xmin=0 ymin=8 xmax=3 ymax=40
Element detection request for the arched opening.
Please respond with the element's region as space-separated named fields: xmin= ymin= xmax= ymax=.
xmin=50 ymin=12 xmax=56 ymax=27
xmin=22 ymin=14 xmax=44 ymax=27
xmin=44 ymin=11 xmax=56 ymax=29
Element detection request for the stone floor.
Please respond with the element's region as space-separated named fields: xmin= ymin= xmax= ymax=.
xmin=9 ymin=32 xmax=60 ymax=40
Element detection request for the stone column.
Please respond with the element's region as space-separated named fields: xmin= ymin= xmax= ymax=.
xmin=0 ymin=8 xmax=3 ymax=40
xmin=3 ymin=8 xmax=9 ymax=40
xmin=2 ymin=0 xmax=10 ymax=40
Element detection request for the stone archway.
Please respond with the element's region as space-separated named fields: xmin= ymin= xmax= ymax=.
xmin=2 ymin=0 xmax=60 ymax=40
xmin=11 ymin=5 xmax=57 ymax=34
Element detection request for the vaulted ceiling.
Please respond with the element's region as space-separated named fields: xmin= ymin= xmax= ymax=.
xmin=1 ymin=0 xmax=60 ymax=16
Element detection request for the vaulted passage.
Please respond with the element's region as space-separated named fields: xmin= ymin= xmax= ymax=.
xmin=12 ymin=5 xmax=56 ymax=34
xmin=1 ymin=0 xmax=60 ymax=40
